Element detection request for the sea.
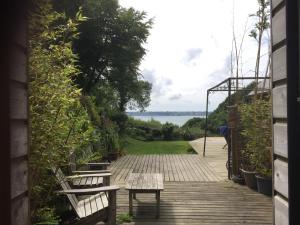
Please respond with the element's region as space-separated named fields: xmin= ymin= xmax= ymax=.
xmin=130 ymin=115 xmax=204 ymax=126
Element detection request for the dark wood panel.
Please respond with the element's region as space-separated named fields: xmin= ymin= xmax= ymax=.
xmin=9 ymin=45 xmax=27 ymax=83
xmin=10 ymin=120 xmax=28 ymax=158
xmin=11 ymin=159 xmax=28 ymax=199
xmin=272 ymin=0 xmax=284 ymax=10
xmin=11 ymin=196 xmax=29 ymax=225
xmin=9 ymin=82 xmax=28 ymax=120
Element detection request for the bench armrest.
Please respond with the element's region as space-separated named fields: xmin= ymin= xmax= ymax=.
xmin=66 ymin=173 xmax=112 ymax=180
xmin=86 ymin=162 xmax=110 ymax=166
xmin=56 ymin=185 xmax=120 ymax=195
xmin=72 ymin=170 xmax=111 ymax=174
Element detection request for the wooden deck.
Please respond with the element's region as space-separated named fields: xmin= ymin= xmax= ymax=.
xmin=99 ymin=137 xmax=273 ymax=225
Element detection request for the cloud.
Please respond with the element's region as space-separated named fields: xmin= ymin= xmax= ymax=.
xmin=142 ymin=69 xmax=173 ymax=97
xmin=169 ymin=93 xmax=182 ymax=100
xmin=182 ymin=48 xmax=203 ymax=65
xmin=208 ymin=54 xmax=231 ymax=81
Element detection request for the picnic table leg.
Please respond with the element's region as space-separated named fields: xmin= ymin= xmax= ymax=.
xmin=129 ymin=190 xmax=133 ymax=216
xmin=133 ymin=193 xmax=136 ymax=199
xmin=156 ymin=191 xmax=160 ymax=218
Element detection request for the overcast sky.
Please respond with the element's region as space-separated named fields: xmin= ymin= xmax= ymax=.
xmin=119 ymin=0 xmax=270 ymax=112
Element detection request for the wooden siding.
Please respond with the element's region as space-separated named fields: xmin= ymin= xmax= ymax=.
xmin=9 ymin=9 xmax=29 ymax=225
xmin=274 ymin=196 xmax=289 ymax=225
xmin=271 ymin=0 xmax=289 ymax=224
xmin=273 ymin=123 xmax=288 ymax=158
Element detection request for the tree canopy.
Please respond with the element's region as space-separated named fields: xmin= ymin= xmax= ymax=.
xmin=73 ymin=0 xmax=152 ymax=112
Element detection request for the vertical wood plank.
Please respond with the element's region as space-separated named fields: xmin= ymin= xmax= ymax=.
xmin=273 ymin=46 xmax=287 ymax=81
xmin=275 ymin=195 xmax=289 ymax=225
xmin=10 ymin=82 xmax=28 ymax=120
xmin=11 ymin=159 xmax=28 ymax=199
xmin=273 ymin=84 xmax=287 ymax=118
xmin=274 ymin=123 xmax=288 ymax=158
xmin=274 ymin=159 xmax=288 ymax=198
xmin=10 ymin=121 xmax=28 ymax=158
xmin=272 ymin=6 xmax=286 ymax=45
xmin=272 ymin=0 xmax=284 ymax=10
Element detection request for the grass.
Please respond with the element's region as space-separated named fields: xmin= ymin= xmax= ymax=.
xmin=124 ymin=138 xmax=197 ymax=155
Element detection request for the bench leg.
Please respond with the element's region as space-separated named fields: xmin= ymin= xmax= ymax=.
xmin=156 ymin=191 xmax=160 ymax=218
xmin=129 ymin=190 xmax=133 ymax=216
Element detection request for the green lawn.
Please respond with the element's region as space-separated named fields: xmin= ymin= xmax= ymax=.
xmin=124 ymin=138 xmax=197 ymax=154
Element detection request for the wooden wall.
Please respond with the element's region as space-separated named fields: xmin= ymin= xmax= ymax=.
xmin=0 ymin=1 xmax=29 ymax=225
xmin=271 ymin=0 xmax=289 ymax=224
xmin=10 ymin=10 xmax=30 ymax=224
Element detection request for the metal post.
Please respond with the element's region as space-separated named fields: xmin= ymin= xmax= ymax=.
xmin=203 ymin=90 xmax=209 ymax=157
xmin=227 ymin=79 xmax=231 ymax=180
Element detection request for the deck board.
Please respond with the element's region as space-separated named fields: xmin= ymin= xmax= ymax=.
xmin=101 ymin=137 xmax=272 ymax=225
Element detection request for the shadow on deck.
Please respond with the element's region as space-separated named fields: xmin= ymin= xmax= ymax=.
xmin=101 ymin=137 xmax=273 ymax=225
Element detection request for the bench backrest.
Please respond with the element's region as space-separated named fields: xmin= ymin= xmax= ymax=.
xmin=52 ymin=167 xmax=81 ymax=217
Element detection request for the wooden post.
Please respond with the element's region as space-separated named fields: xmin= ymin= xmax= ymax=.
xmin=108 ymin=190 xmax=117 ymax=225
xmin=129 ymin=190 xmax=133 ymax=216
xmin=156 ymin=191 xmax=160 ymax=218
xmin=203 ymin=90 xmax=209 ymax=156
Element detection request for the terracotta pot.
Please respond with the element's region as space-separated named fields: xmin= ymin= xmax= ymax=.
xmin=256 ymin=175 xmax=272 ymax=196
xmin=240 ymin=169 xmax=257 ymax=190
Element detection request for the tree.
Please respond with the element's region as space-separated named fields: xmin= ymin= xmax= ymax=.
xmin=249 ymin=0 xmax=270 ymax=95
xmin=73 ymin=0 xmax=153 ymax=112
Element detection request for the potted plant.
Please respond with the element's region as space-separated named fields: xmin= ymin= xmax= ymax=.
xmin=239 ymin=103 xmax=258 ymax=190
xmin=239 ymin=99 xmax=272 ymax=194
xmin=255 ymin=145 xmax=272 ymax=196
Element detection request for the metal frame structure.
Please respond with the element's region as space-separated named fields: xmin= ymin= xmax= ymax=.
xmin=202 ymin=76 xmax=270 ymax=179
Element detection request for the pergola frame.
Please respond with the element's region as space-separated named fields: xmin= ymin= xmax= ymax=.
xmin=202 ymin=76 xmax=270 ymax=179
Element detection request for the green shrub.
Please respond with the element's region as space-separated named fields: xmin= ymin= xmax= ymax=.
xmin=239 ymin=98 xmax=272 ymax=176
xmin=182 ymin=127 xmax=204 ymax=140
xmin=182 ymin=117 xmax=205 ymax=129
xmin=29 ymin=1 xmax=93 ymax=222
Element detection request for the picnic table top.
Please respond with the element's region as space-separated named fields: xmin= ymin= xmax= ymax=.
xmin=125 ymin=173 xmax=164 ymax=191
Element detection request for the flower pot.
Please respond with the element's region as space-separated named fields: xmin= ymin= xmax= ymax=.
xmin=231 ymin=174 xmax=245 ymax=185
xmin=240 ymin=169 xmax=257 ymax=190
xmin=255 ymin=175 xmax=272 ymax=196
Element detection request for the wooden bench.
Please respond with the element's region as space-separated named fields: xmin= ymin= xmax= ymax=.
xmin=125 ymin=173 xmax=164 ymax=218
xmin=54 ymin=168 xmax=119 ymax=225
xmin=69 ymin=151 xmax=111 ymax=174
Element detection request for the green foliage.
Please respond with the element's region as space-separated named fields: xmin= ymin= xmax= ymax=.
xmin=29 ymin=0 xmax=94 ymax=222
xmin=33 ymin=208 xmax=60 ymax=225
xmin=162 ymin=122 xmax=182 ymax=140
xmin=249 ymin=0 xmax=270 ymax=40
xmin=206 ymin=82 xmax=256 ymax=134
xmin=181 ymin=127 xmax=205 ymax=141
xmin=127 ymin=117 xmax=163 ymax=141
xmin=182 ymin=117 xmax=205 ymax=129
xmin=73 ymin=0 xmax=153 ymax=112
xmin=117 ymin=213 xmax=133 ymax=224
xmin=239 ymin=98 xmax=272 ymax=177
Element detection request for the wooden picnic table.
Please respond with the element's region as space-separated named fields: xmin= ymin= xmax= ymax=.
xmin=125 ymin=173 xmax=164 ymax=218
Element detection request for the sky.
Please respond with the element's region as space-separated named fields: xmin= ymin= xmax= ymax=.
xmin=119 ymin=0 xmax=270 ymax=112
